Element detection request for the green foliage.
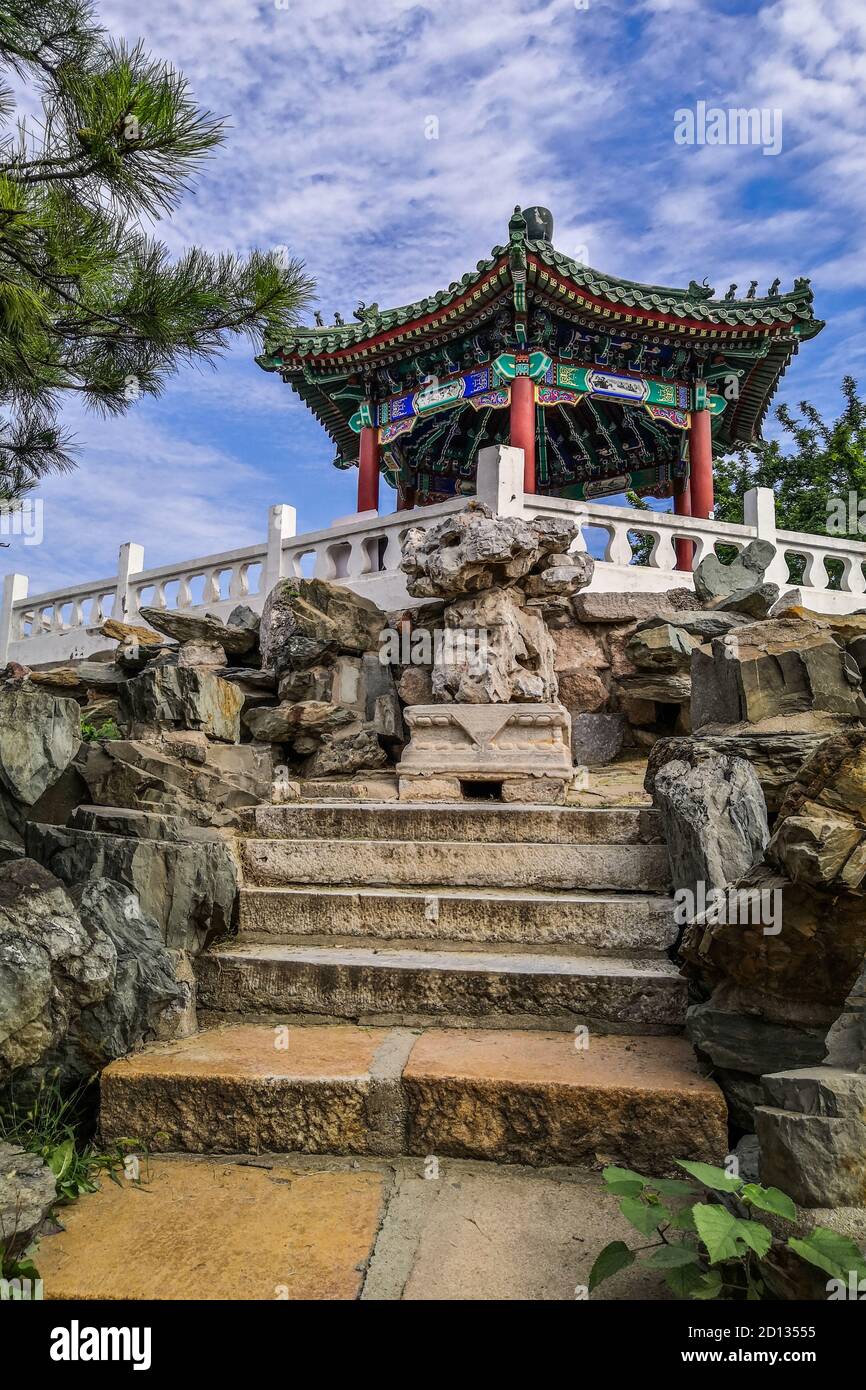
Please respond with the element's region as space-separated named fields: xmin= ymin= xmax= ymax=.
xmin=714 ymin=376 xmax=866 ymax=587
xmin=0 ymin=0 xmax=314 ymax=500
xmin=0 ymin=1242 xmax=41 ymax=1287
xmin=588 ymin=1161 xmax=866 ymax=1301
xmin=80 ymin=716 xmax=119 ymax=741
xmin=0 ymin=1069 xmax=145 ymax=1204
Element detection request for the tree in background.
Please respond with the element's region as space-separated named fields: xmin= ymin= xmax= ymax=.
xmin=0 ymin=0 xmax=313 ymax=503
xmin=713 ymin=377 xmax=866 ymax=586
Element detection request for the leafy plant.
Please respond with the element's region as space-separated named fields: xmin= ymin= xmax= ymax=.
xmin=80 ymin=717 xmax=120 ymax=741
xmin=0 ymin=1242 xmax=41 ymax=1289
xmin=589 ymin=1161 xmax=866 ymax=1300
xmin=0 ymin=1069 xmax=145 ymax=1204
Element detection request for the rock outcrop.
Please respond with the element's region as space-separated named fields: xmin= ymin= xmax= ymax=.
xmin=0 ymin=858 xmax=194 ymax=1085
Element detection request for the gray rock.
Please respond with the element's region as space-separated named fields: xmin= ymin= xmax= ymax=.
xmin=27 ymin=822 xmax=238 ymax=954
xmin=693 ymin=538 xmax=775 ymax=603
xmin=277 ymin=666 xmax=332 ymax=703
xmin=215 ymin=667 xmax=276 ymax=691
xmin=756 ymin=1079 xmax=866 ymax=1207
xmin=710 ymin=581 xmax=779 ymax=619
xmin=434 ymin=586 xmax=557 ymax=704
xmin=243 ymin=700 xmax=355 ymax=744
xmin=61 ymin=879 xmax=193 ymax=1074
xmin=733 ymin=1134 xmax=761 ymax=1182
xmin=523 ymin=554 xmax=594 ymax=597
xmin=138 ymin=606 xmax=258 ymax=656
xmin=633 ymin=610 xmax=746 ymax=642
xmin=626 ymin=623 xmax=697 ymax=672
xmin=75 ymin=739 xmax=268 ymax=827
xmin=571 ymin=713 xmax=625 ymax=767
xmin=0 ymin=859 xmax=114 ymax=1078
xmin=647 ymin=730 xmax=832 ymax=814
xmin=571 ymin=589 xmax=694 ymax=624
xmin=618 ymin=671 xmax=691 ymax=705
xmin=260 ymin=578 xmax=385 ymax=675
xmin=401 ymin=502 xmax=579 ymax=599
xmin=125 ymin=666 xmax=244 ymax=743
xmin=0 ymin=686 xmax=81 ymax=807
xmin=825 ymin=959 xmax=866 ymax=1071
xmin=652 ymin=753 xmax=769 ymax=894
xmin=686 ymin=996 xmax=827 ymax=1076
xmin=177 ymin=640 xmax=226 ymax=667
xmin=691 ymin=618 xmax=866 ymax=730
xmin=0 ymin=1144 xmax=57 ymax=1253
xmin=226 ymin=604 xmax=260 ymax=640
xmin=302 ymin=724 xmax=387 ymax=778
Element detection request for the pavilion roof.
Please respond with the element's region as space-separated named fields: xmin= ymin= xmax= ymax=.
xmin=257 ymin=208 xmax=824 ymax=460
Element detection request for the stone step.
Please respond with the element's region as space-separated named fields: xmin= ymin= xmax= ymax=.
xmin=238 ymin=885 xmax=676 ymax=953
xmin=99 ymin=1022 xmax=727 ymax=1171
xmin=250 ymin=803 xmax=663 ymax=845
xmin=240 ymin=837 xmax=670 ymax=892
xmin=195 ymin=943 xmax=686 ymax=1031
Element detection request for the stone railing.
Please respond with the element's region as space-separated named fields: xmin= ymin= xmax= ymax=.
xmin=3 ymin=445 xmax=865 ymax=666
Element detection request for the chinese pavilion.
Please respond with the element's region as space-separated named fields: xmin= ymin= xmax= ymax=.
xmin=257 ymin=207 xmax=823 ymax=551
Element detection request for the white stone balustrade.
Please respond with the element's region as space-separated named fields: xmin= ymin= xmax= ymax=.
xmin=3 ymin=444 xmax=866 ymax=666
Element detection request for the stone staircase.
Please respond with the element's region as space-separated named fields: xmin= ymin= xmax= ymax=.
xmin=99 ymin=799 xmax=728 ymax=1171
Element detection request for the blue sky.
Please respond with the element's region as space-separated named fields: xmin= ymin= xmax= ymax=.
xmin=4 ymin=0 xmax=866 ymax=596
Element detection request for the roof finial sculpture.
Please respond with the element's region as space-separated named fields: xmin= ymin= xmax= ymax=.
xmin=767 ymin=278 xmax=781 ymax=297
xmin=746 ymin=280 xmax=758 ymax=299
xmin=724 ymin=284 xmax=737 ymax=301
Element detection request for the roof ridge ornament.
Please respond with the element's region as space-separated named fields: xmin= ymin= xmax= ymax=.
xmin=521 ymin=205 xmax=554 ymax=243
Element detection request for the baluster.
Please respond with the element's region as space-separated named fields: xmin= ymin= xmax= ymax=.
xmin=649 ymin=529 xmax=675 ymax=572
xmin=176 ymin=576 xmax=193 ymax=609
xmin=838 ymin=556 xmax=866 ymax=595
xmin=800 ymin=548 xmax=829 ymax=592
xmin=381 ymin=530 xmax=403 ymax=572
xmin=202 ymin=570 xmax=221 ymax=604
xmin=313 ymin=544 xmax=335 ymax=580
xmin=605 ymin=523 xmax=634 ymax=567
xmin=229 ymin=565 xmax=249 ymax=599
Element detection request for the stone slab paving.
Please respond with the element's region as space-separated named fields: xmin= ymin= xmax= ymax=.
xmin=35 ymin=1155 xmax=669 ymax=1302
xmin=36 ymin=1158 xmax=386 ymax=1300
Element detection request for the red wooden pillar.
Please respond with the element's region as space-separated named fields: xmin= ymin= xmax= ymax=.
xmin=510 ymin=376 xmax=537 ymax=494
xmin=689 ymin=406 xmax=714 ymax=520
xmin=357 ymin=425 xmax=380 ymax=513
xmin=674 ymin=479 xmax=693 ymax=572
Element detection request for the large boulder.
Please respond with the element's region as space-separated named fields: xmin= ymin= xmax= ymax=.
xmin=682 ymin=862 xmax=866 ymax=1012
xmin=401 ymin=502 xmax=579 ymax=599
xmin=244 ymin=700 xmax=355 ymax=744
xmin=61 ymin=878 xmax=193 ymax=1074
xmin=767 ymin=730 xmax=866 ymax=890
xmin=124 ymin=667 xmax=244 ymax=743
xmin=27 ymin=815 xmax=238 ymax=954
xmin=137 ymin=605 xmax=258 ymax=657
xmin=0 ymin=859 xmax=114 ymax=1078
xmin=691 ymin=618 xmax=866 ymax=730
xmin=693 ymin=538 xmax=775 ymax=604
xmin=260 ymin=578 xmax=384 ymax=675
xmin=0 ymin=685 xmax=80 ymax=806
xmin=652 ymin=754 xmax=769 ymax=895
xmin=75 ymin=739 xmax=270 ymax=827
